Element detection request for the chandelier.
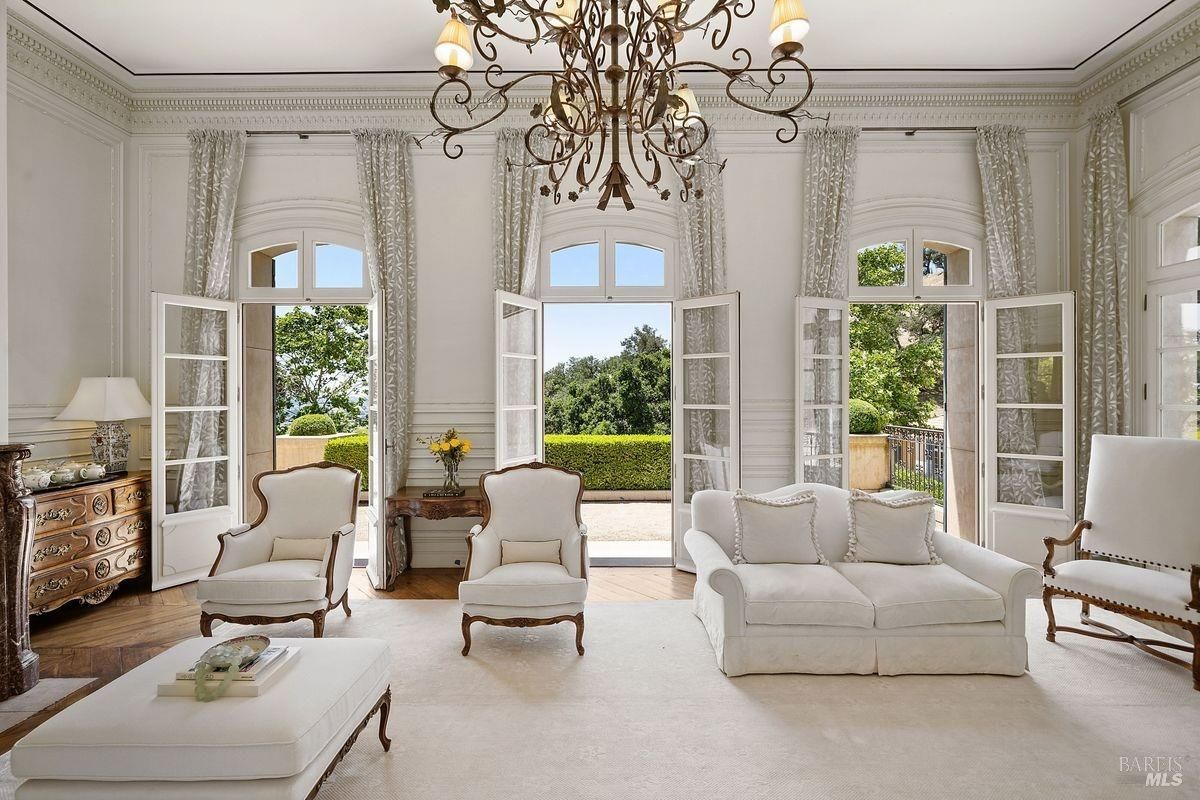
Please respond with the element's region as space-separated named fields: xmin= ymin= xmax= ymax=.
xmin=429 ymin=0 xmax=819 ymax=210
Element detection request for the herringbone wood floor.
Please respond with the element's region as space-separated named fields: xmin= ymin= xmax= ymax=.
xmin=2 ymin=567 xmax=695 ymax=754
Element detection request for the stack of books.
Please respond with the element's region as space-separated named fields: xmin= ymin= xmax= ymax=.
xmin=157 ymin=645 xmax=300 ymax=698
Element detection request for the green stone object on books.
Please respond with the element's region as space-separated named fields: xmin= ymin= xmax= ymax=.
xmin=192 ymin=635 xmax=270 ymax=702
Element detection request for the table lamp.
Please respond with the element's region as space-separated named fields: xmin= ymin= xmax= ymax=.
xmin=56 ymin=377 xmax=152 ymax=474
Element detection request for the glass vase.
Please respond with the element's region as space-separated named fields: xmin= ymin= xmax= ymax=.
xmin=442 ymin=460 xmax=461 ymax=493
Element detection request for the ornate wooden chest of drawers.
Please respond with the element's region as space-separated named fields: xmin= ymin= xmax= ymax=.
xmin=28 ymin=472 xmax=150 ymax=615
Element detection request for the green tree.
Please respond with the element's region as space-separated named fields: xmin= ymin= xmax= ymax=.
xmin=850 ymin=244 xmax=944 ymax=428
xmin=274 ymin=305 xmax=368 ymax=434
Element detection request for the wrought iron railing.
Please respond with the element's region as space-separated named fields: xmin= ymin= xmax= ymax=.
xmin=885 ymin=425 xmax=945 ymax=503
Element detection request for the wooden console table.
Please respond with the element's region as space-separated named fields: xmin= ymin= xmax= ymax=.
xmin=386 ymin=487 xmax=484 ymax=587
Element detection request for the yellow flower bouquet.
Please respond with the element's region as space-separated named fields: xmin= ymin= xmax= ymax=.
xmin=418 ymin=427 xmax=472 ymax=496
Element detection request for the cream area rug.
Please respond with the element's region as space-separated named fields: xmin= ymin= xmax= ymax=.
xmin=1 ymin=599 xmax=1197 ymax=800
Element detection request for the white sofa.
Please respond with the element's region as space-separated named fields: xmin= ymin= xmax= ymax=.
xmin=685 ymin=482 xmax=1041 ymax=677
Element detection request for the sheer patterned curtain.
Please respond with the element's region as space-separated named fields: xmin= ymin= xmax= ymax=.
xmin=801 ymin=126 xmax=858 ymax=485
xmin=678 ymin=135 xmax=729 ymax=491
xmin=354 ymin=130 xmax=417 ymax=573
xmin=977 ymin=125 xmax=1040 ymax=506
xmin=493 ymin=128 xmax=549 ymax=296
xmin=1078 ymin=106 xmax=1132 ymax=510
xmin=178 ymin=130 xmax=246 ymax=512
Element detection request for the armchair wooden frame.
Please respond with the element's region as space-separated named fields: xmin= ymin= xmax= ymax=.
xmin=461 ymin=462 xmax=588 ymax=656
xmin=1043 ymin=520 xmax=1200 ymax=691
xmin=200 ymin=461 xmax=361 ymax=638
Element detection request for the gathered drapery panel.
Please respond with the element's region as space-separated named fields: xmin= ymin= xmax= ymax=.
xmin=800 ymin=126 xmax=858 ymax=486
xmin=678 ymin=136 xmax=730 ymax=493
xmin=801 ymin=126 xmax=859 ymax=300
xmin=178 ymin=130 xmax=246 ymax=513
xmin=493 ymin=128 xmax=549 ymax=296
xmin=977 ymin=125 xmax=1041 ymax=506
xmin=1078 ymin=106 xmax=1132 ymax=511
xmin=354 ymin=129 xmax=417 ymax=576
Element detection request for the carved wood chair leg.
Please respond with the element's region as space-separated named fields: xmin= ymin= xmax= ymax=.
xmin=574 ymin=612 xmax=585 ymax=656
xmin=200 ymin=612 xmax=213 ymax=637
xmin=378 ymin=688 xmax=392 ymax=751
xmin=341 ymin=593 xmax=352 ymax=618
xmin=313 ymin=610 xmax=326 ymax=638
xmin=1042 ymin=587 xmax=1057 ymax=643
xmin=461 ymin=614 xmax=473 ymax=656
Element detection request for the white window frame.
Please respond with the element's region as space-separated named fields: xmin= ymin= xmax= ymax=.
xmin=540 ymin=223 xmax=675 ymax=300
xmin=1144 ymin=274 xmax=1200 ymax=438
xmin=850 ymin=226 xmax=983 ymax=301
xmin=236 ymin=227 xmax=369 ymax=303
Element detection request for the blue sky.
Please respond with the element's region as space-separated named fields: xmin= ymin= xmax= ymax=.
xmin=270 ymin=243 xmax=362 ymax=288
xmin=544 ymin=303 xmax=671 ymax=368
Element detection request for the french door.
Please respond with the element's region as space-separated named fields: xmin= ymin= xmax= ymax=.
xmin=365 ymin=292 xmax=389 ymax=588
xmin=794 ymin=297 xmax=850 ymax=487
xmin=151 ymin=293 xmax=240 ymax=589
xmin=1146 ymin=277 xmax=1200 ymax=440
xmin=495 ymin=291 xmax=544 ymax=467
xmin=983 ymin=291 xmax=1075 ymax=565
xmin=672 ymin=292 xmax=741 ymax=571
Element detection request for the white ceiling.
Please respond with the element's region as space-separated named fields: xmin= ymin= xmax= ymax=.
xmin=20 ymin=0 xmax=1183 ymax=76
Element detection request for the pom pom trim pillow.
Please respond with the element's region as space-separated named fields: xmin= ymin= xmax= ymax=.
xmin=731 ymin=489 xmax=825 ymax=565
xmin=844 ymin=489 xmax=941 ymax=565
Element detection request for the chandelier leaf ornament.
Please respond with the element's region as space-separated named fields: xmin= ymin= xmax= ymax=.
xmin=428 ymin=0 xmax=822 ymax=210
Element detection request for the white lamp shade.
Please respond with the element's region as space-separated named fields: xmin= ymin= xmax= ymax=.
xmin=769 ymin=0 xmax=810 ymax=48
xmin=56 ymin=377 xmax=151 ymax=422
xmin=435 ymin=12 xmax=474 ymax=72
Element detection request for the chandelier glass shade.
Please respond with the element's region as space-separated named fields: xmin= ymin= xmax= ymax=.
xmin=430 ymin=0 xmax=819 ymax=210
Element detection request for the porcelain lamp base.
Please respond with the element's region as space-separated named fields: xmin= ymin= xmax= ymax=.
xmin=90 ymin=420 xmax=132 ymax=474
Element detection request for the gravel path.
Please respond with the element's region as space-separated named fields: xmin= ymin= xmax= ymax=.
xmin=581 ymin=501 xmax=671 ymax=541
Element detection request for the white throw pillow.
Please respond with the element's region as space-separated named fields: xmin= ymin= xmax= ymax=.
xmin=270 ymin=537 xmax=329 ymax=562
xmin=501 ymin=539 xmax=562 ymax=565
xmin=844 ymin=490 xmax=941 ymax=565
xmin=731 ymin=489 xmax=825 ymax=565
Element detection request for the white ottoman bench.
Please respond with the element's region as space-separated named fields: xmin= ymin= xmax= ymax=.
xmin=10 ymin=637 xmax=391 ymax=799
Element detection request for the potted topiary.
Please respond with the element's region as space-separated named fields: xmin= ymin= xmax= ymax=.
xmin=848 ymin=399 xmax=890 ymax=491
xmin=277 ymin=414 xmax=347 ymax=470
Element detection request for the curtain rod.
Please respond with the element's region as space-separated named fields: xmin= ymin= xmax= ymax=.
xmin=860 ymin=127 xmax=976 ymax=135
xmin=245 ymin=130 xmax=352 ymax=138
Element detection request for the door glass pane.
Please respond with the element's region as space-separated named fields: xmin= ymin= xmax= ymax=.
xmin=164 ymin=305 xmax=227 ymax=356
xmin=504 ymin=409 xmax=538 ymax=459
xmin=801 ymin=358 xmax=842 ymax=404
xmin=996 ymin=356 xmax=1062 ymax=404
xmin=164 ymin=360 xmax=226 ymax=407
xmin=1160 ymin=289 xmax=1200 ymax=347
xmin=922 ymin=241 xmax=971 ymax=287
xmin=164 ymin=411 xmax=229 ymax=459
xmin=1162 ymin=409 xmax=1199 ymax=439
xmin=803 ymin=457 xmax=843 ymax=487
xmin=249 ymin=244 xmax=299 ymax=289
xmin=501 ymin=304 xmax=537 ymax=355
xmin=614 ymin=243 xmax=665 ymax=286
xmin=684 ymin=458 xmax=729 ymax=501
xmin=1160 ymin=207 xmax=1200 ymax=266
xmin=683 ymin=357 xmax=730 ymax=406
xmin=856 ymin=242 xmax=906 ymax=287
xmin=997 ymin=408 xmax=1063 ymax=456
xmin=314 ymin=243 xmax=364 ymax=289
xmin=164 ymin=462 xmax=229 ymax=514
xmin=799 ymin=307 xmax=842 ymax=355
xmin=683 ymin=409 xmax=731 ymax=456
xmin=1161 ymin=349 xmax=1200 ymax=405
xmin=682 ymin=306 xmax=729 ymax=353
xmin=996 ymin=306 xmax=1063 ymax=353
xmin=502 ymin=356 xmax=537 ymax=406
xmin=800 ymin=408 xmax=842 ymax=457
xmin=549 ymin=243 xmax=600 ymax=287
xmin=996 ymin=457 xmax=1064 ymax=509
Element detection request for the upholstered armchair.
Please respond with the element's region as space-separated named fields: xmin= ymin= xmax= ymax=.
xmin=459 ymin=463 xmax=589 ymax=656
xmin=197 ymin=462 xmax=361 ymax=638
xmin=1043 ymin=435 xmax=1200 ymax=691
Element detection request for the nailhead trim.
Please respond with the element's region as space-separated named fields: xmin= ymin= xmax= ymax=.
xmin=1081 ymin=549 xmax=1190 ymax=573
xmin=1044 ymin=584 xmax=1200 ymax=626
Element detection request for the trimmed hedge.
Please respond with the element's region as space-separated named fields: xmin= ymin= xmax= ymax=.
xmin=543 ymin=434 xmax=670 ymax=491
xmin=288 ymin=413 xmax=337 ymax=436
xmin=324 ymin=434 xmax=368 ymax=491
xmin=848 ymin=399 xmax=885 ymax=435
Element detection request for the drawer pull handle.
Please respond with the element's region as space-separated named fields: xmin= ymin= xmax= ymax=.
xmin=36 ymin=508 xmax=74 ymax=525
xmin=33 ymin=543 xmax=73 ymax=562
xmin=33 ymin=577 xmax=69 ymax=599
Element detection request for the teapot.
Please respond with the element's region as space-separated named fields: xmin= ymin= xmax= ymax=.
xmin=78 ymin=463 xmax=106 ymax=480
xmin=21 ymin=466 xmax=52 ymax=490
xmin=50 ymin=464 xmax=79 ymax=484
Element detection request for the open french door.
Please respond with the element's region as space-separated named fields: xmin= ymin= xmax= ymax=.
xmin=795 ymin=297 xmax=850 ymax=487
xmin=151 ymin=293 xmax=240 ymax=589
xmin=672 ymin=292 xmax=741 ymax=571
xmin=983 ymin=291 xmax=1075 ymax=565
xmin=495 ymin=291 xmax=544 ymax=468
xmin=365 ymin=292 xmax=389 ymax=589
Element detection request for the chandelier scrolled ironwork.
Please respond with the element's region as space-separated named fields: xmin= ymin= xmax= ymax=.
xmin=429 ymin=0 xmax=821 ymax=210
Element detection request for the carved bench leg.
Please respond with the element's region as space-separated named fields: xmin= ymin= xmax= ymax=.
xmin=378 ymin=688 xmax=392 ymax=751
xmin=313 ymin=610 xmax=326 ymax=638
xmin=461 ymin=614 xmax=473 ymax=656
xmin=1042 ymin=587 xmax=1057 ymax=643
xmin=574 ymin=612 xmax=585 ymax=656
xmin=200 ymin=612 xmax=214 ymax=637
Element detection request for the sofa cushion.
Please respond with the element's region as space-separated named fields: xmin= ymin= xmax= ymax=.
xmin=833 ymin=562 xmax=1005 ymax=629
xmin=845 ymin=490 xmax=941 ymax=565
xmin=1045 ymin=559 xmax=1200 ymax=624
xmin=459 ymin=562 xmax=587 ymax=608
xmin=732 ymin=489 xmax=824 ymax=565
xmin=10 ymin=637 xmax=389 ymax=782
xmin=196 ymin=559 xmax=327 ymax=604
xmin=735 ymin=564 xmax=874 ymax=628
